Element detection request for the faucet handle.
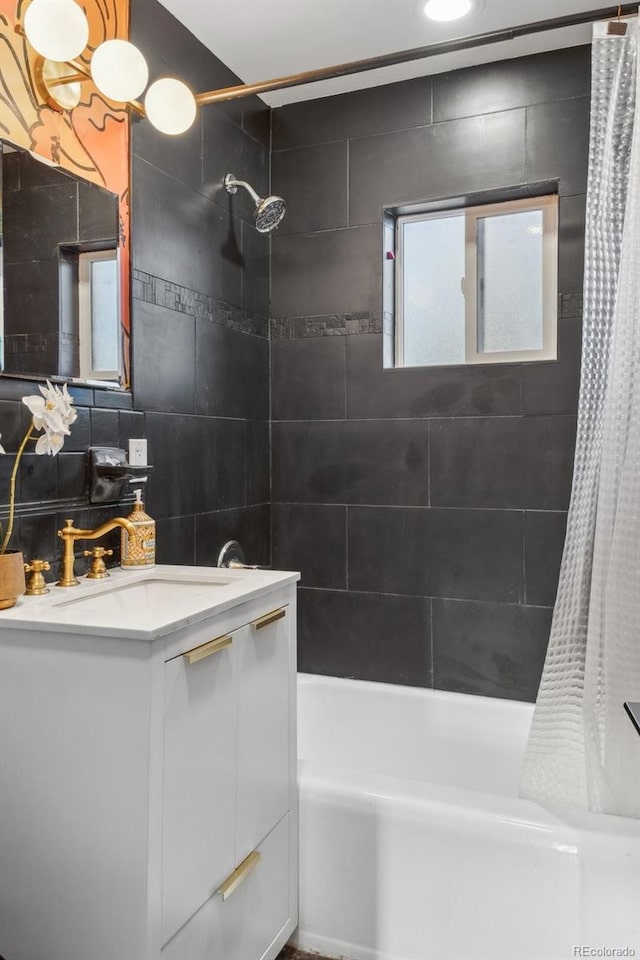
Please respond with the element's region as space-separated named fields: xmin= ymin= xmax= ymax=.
xmin=83 ymin=547 xmax=113 ymax=558
xmin=83 ymin=546 xmax=113 ymax=580
xmin=24 ymin=559 xmax=51 ymax=596
xmin=58 ymin=519 xmax=75 ymax=540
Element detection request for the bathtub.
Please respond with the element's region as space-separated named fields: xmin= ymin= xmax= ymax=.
xmin=294 ymin=674 xmax=640 ymax=960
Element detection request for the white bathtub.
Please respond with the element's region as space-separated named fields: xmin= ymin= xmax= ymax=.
xmin=294 ymin=674 xmax=640 ymax=960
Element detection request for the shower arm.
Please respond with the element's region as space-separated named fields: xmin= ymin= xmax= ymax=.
xmin=224 ymin=176 xmax=261 ymax=205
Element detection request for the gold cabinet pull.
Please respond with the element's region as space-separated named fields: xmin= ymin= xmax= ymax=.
xmin=184 ymin=634 xmax=232 ymax=665
xmin=252 ymin=607 xmax=286 ymax=631
xmin=217 ymin=850 xmax=261 ymax=901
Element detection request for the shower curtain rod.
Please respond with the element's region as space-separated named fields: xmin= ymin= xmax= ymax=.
xmin=195 ymin=3 xmax=639 ymax=106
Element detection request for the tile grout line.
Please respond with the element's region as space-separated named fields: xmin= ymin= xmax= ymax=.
xmin=296 ymin=583 xmax=553 ymax=611
xmin=270 ymin=93 xmax=590 ymax=155
xmin=272 ymin=414 xmax=577 ymax=424
xmin=427 ymin=418 xmax=431 ymax=508
xmin=272 ymin=185 xmax=588 ymax=241
xmin=522 ymin=510 xmax=527 ymax=605
xmin=344 ymin=331 xmax=349 ymax=420
xmin=429 ymin=598 xmax=434 ymax=689
xmin=345 ymin=505 xmax=349 ymax=591
xmin=346 ymin=138 xmax=350 ymax=229
xmin=271 ymin=501 xmax=568 ymax=514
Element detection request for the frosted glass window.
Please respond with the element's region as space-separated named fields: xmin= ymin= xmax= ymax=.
xmin=477 ymin=210 xmax=543 ymax=353
xmin=395 ymin=194 xmax=557 ymax=368
xmin=402 ymin=215 xmax=465 ymax=367
xmin=78 ymin=250 xmax=120 ymax=380
xmin=90 ymin=257 xmax=119 ymax=372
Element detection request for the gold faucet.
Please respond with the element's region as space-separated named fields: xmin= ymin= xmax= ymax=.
xmin=57 ymin=517 xmax=137 ymax=587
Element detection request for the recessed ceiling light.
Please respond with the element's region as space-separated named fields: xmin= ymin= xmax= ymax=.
xmin=423 ymin=0 xmax=475 ymax=22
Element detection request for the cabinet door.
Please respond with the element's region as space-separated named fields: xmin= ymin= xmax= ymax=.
xmin=162 ymin=628 xmax=239 ymax=947
xmin=237 ymin=605 xmax=291 ymax=862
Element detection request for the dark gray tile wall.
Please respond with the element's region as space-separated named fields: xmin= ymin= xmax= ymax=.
xmin=349 ymin=109 xmax=527 ymax=225
xmin=0 ymin=24 xmax=586 ymax=704
xmin=0 ymin=0 xmax=271 ymax=580
xmin=298 ymin=587 xmax=432 ymax=687
xmin=270 ymin=45 xmax=590 ymax=701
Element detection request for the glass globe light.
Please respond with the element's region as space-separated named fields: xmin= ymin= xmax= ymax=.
xmin=91 ymin=40 xmax=149 ymax=102
xmin=144 ymin=78 xmax=197 ymax=136
xmin=24 ymin=0 xmax=89 ymax=62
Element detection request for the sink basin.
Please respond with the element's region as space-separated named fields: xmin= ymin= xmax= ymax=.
xmin=44 ymin=570 xmax=239 ymax=636
xmin=55 ymin=577 xmax=231 ymax=616
xmin=0 ymin=564 xmax=300 ymax=641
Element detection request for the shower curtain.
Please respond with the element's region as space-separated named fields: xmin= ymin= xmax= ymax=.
xmin=520 ymin=18 xmax=640 ymax=818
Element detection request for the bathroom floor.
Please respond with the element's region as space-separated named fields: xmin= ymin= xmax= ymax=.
xmin=278 ymin=946 xmax=334 ymax=960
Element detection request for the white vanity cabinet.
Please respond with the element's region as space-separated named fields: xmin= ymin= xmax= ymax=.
xmin=161 ymin=609 xmax=292 ymax=953
xmin=0 ymin=567 xmax=298 ymax=960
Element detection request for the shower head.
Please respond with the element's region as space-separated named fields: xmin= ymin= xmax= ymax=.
xmin=224 ymin=173 xmax=286 ymax=233
xmin=254 ymin=195 xmax=287 ymax=233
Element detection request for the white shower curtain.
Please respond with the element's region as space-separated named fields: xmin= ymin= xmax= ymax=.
xmin=521 ymin=18 xmax=640 ymax=818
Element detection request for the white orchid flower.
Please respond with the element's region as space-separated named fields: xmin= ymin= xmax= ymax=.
xmin=1 ymin=382 xmax=77 ymax=552
xmin=21 ymin=380 xmax=77 ymax=456
xmin=42 ymin=380 xmax=77 ymax=428
xmin=35 ymin=431 xmax=65 ymax=456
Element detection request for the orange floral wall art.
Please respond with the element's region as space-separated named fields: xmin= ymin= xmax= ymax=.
xmin=0 ymin=0 xmax=131 ymax=383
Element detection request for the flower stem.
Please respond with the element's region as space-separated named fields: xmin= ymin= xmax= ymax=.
xmin=0 ymin=425 xmax=35 ymax=555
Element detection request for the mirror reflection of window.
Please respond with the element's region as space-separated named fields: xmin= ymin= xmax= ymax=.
xmin=0 ymin=140 xmax=122 ymax=385
xmin=78 ymin=250 xmax=120 ymax=381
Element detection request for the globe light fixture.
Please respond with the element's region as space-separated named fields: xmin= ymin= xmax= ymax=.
xmin=91 ymin=40 xmax=149 ymax=102
xmin=423 ymin=0 xmax=474 ymax=22
xmin=23 ymin=0 xmax=89 ymax=62
xmin=144 ymin=78 xmax=198 ymax=135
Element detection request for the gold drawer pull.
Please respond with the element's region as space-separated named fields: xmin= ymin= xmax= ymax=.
xmin=184 ymin=635 xmax=232 ymax=665
xmin=217 ymin=850 xmax=261 ymax=901
xmin=252 ymin=607 xmax=286 ymax=631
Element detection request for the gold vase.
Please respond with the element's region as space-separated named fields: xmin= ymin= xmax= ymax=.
xmin=0 ymin=551 xmax=26 ymax=610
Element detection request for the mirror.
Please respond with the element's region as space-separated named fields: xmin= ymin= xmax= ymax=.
xmin=0 ymin=140 xmax=125 ymax=386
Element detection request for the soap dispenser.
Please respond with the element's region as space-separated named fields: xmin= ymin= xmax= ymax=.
xmin=121 ymin=490 xmax=156 ymax=568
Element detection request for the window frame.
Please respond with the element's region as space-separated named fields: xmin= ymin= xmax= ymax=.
xmin=395 ymin=193 xmax=558 ymax=368
xmin=78 ymin=248 xmax=121 ymax=382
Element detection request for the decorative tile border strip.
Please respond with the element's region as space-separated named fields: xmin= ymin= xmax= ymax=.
xmin=132 ymin=270 xmax=269 ymax=339
xmin=132 ymin=274 xmax=582 ymax=343
xmin=271 ymin=312 xmax=383 ymax=340
xmin=271 ymin=297 xmax=582 ymax=342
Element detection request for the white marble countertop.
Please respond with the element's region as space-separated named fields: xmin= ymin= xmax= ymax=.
xmin=0 ymin=564 xmax=299 ymax=641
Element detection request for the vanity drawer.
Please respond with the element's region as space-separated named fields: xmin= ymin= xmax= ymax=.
xmin=161 ymin=625 xmax=240 ymax=947
xmin=161 ymin=813 xmax=291 ymax=960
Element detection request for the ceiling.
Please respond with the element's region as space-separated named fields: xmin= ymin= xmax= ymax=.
xmin=158 ymin=0 xmax=617 ymax=106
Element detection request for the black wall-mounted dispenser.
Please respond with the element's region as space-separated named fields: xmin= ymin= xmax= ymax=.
xmin=88 ymin=447 xmax=154 ymax=504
